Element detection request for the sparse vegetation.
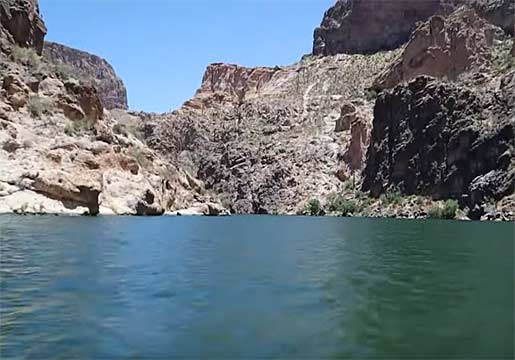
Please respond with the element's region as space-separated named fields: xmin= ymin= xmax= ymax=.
xmin=428 ymin=199 xmax=459 ymax=220
xmin=364 ymin=88 xmax=378 ymax=101
xmin=11 ymin=46 xmax=41 ymax=68
xmin=27 ymin=95 xmax=53 ymax=118
xmin=493 ymin=45 xmax=515 ymax=73
xmin=53 ymin=63 xmax=75 ymax=81
xmin=128 ymin=146 xmax=152 ymax=169
xmin=113 ymin=123 xmax=144 ymax=141
xmin=64 ymin=117 xmax=95 ymax=136
xmin=304 ymin=198 xmax=322 ymax=216
xmin=380 ymin=191 xmax=402 ymax=206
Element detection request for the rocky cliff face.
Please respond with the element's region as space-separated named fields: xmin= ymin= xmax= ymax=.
xmin=43 ymin=41 xmax=128 ymax=110
xmin=147 ymin=51 xmax=398 ymax=214
xmin=0 ymin=0 xmax=46 ymax=54
xmin=313 ymin=0 xmax=445 ymax=55
xmin=362 ymin=74 xmax=514 ymax=219
xmin=0 ymin=0 xmax=225 ymax=215
xmin=313 ymin=0 xmax=514 ymax=56
xmin=373 ymin=7 xmax=501 ymax=90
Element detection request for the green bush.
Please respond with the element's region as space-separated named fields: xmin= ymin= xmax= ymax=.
xmin=11 ymin=46 xmax=41 ymax=68
xmin=64 ymin=117 xmax=95 ymax=136
xmin=428 ymin=199 xmax=459 ymax=220
xmin=327 ymin=193 xmax=358 ymax=216
xmin=441 ymin=199 xmax=459 ymax=219
xmin=364 ymin=88 xmax=378 ymax=101
xmin=305 ymin=198 xmax=322 ymax=216
xmin=53 ymin=63 xmax=75 ymax=81
xmin=380 ymin=191 xmax=402 ymax=206
xmin=27 ymin=95 xmax=53 ymax=118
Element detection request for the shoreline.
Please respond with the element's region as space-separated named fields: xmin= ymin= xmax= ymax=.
xmin=1 ymin=211 xmax=513 ymax=222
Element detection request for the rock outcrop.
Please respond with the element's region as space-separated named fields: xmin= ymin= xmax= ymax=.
xmin=312 ymin=0 xmax=514 ymax=56
xmin=373 ymin=7 xmax=501 ymax=90
xmin=43 ymin=41 xmax=128 ymax=110
xmin=362 ymin=75 xmax=514 ymax=218
xmin=0 ymin=0 xmax=46 ymax=54
xmin=0 ymin=0 xmax=226 ymax=215
xmin=313 ymin=0 xmax=446 ymax=55
xmin=148 ymin=51 xmax=398 ymax=214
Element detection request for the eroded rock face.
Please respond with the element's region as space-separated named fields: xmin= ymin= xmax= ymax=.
xmin=148 ymin=51 xmax=398 ymax=214
xmin=0 ymin=0 xmax=46 ymax=54
xmin=362 ymin=76 xmax=514 ymax=217
xmin=313 ymin=0 xmax=445 ymax=55
xmin=312 ymin=0 xmax=514 ymax=56
xmin=183 ymin=63 xmax=280 ymax=109
xmin=373 ymin=7 xmax=501 ymax=90
xmin=468 ymin=0 xmax=514 ymax=36
xmin=43 ymin=41 xmax=128 ymax=110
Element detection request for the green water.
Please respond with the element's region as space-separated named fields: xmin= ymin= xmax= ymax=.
xmin=0 ymin=216 xmax=513 ymax=359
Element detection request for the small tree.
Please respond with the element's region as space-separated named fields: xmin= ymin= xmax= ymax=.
xmin=305 ymin=198 xmax=322 ymax=216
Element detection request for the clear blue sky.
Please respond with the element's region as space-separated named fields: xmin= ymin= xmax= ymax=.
xmin=39 ymin=0 xmax=334 ymax=112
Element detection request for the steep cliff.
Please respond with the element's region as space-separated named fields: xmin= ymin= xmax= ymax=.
xmin=43 ymin=41 xmax=128 ymax=110
xmin=313 ymin=0 xmax=514 ymax=56
xmin=0 ymin=0 xmax=224 ymax=215
xmin=363 ymin=74 xmax=514 ymax=219
xmin=0 ymin=0 xmax=46 ymax=54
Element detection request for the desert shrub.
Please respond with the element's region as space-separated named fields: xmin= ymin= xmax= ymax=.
xmin=343 ymin=177 xmax=357 ymax=191
xmin=113 ymin=122 xmax=144 ymax=141
xmin=364 ymin=88 xmax=378 ymax=101
xmin=305 ymin=198 xmax=322 ymax=216
xmin=493 ymin=46 xmax=515 ymax=73
xmin=11 ymin=46 xmax=41 ymax=68
xmin=128 ymin=146 xmax=152 ymax=169
xmin=327 ymin=193 xmax=360 ymax=216
xmin=427 ymin=206 xmax=442 ymax=219
xmin=53 ymin=63 xmax=75 ymax=81
xmin=441 ymin=199 xmax=459 ymax=219
xmin=428 ymin=200 xmax=458 ymax=220
xmin=339 ymin=199 xmax=358 ymax=216
xmin=27 ymin=95 xmax=53 ymax=118
xmin=64 ymin=117 xmax=95 ymax=136
xmin=380 ymin=191 xmax=402 ymax=206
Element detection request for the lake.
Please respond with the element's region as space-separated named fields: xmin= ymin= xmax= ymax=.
xmin=0 ymin=216 xmax=513 ymax=359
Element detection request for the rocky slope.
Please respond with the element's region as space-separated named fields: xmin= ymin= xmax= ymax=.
xmin=1 ymin=0 xmax=514 ymax=220
xmin=43 ymin=41 xmax=128 ymax=110
xmin=146 ymin=51 xmax=400 ymax=214
xmin=0 ymin=0 xmax=224 ymax=215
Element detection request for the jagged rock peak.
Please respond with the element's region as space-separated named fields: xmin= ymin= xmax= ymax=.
xmin=0 ymin=0 xmax=46 ymax=54
xmin=313 ymin=0 xmax=514 ymax=56
xmin=43 ymin=41 xmax=128 ymax=110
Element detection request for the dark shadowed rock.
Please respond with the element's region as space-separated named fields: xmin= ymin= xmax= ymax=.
xmin=362 ymin=76 xmax=515 ymax=215
xmin=43 ymin=41 xmax=128 ymax=110
xmin=0 ymin=0 xmax=46 ymax=53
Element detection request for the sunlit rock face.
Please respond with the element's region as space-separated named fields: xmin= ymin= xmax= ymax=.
xmin=312 ymin=0 xmax=514 ymax=56
xmin=43 ymin=41 xmax=128 ymax=110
